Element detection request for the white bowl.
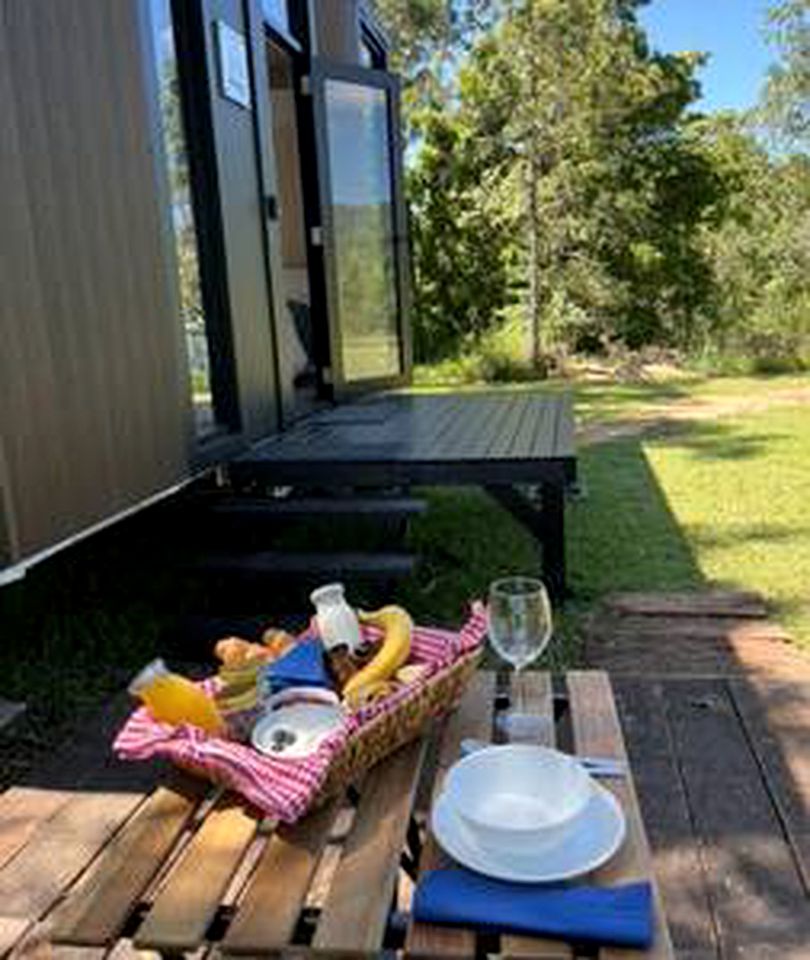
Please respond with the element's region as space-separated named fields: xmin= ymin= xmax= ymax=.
xmin=442 ymin=744 xmax=593 ymax=855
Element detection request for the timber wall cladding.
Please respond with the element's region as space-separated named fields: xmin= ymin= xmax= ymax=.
xmin=0 ymin=1 xmax=189 ymax=564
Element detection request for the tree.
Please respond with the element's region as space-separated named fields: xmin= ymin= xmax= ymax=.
xmin=696 ymin=113 xmax=810 ymax=366
xmin=431 ymin=0 xmax=716 ymax=357
xmin=370 ymin=1 xmax=495 ymax=123
xmin=408 ymin=86 xmax=514 ymax=359
xmin=760 ymin=0 xmax=810 ymax=150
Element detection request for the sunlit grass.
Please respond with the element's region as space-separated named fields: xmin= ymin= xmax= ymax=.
xmin=643 ymin=406 xmax=810 ymax=647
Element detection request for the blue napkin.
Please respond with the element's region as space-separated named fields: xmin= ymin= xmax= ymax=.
xmin=412 ymin=869 xmax=654 ymax=949
xmin=265 ymin=638 xmax=332 ymax=692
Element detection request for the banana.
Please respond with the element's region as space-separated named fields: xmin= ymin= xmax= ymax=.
xmin=342 ymin=605 xmax=412 ymax=708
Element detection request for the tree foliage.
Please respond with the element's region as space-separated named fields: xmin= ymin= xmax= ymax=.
xmin=760 ymin=0 xmax=810 ymax=150
xmin=381 ymin=0 xmax=810 ymax=369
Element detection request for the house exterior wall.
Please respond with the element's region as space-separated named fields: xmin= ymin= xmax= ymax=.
xmin=0 ymin=0 xmax=401 ymax=579
xmin=0 ymin=0 xmax=191 ymax=568
xmin=311 ymin=0 xmax=362 ymax=63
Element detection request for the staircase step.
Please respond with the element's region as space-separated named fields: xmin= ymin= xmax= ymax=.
xmin=190 ymin=495 xmax=427 ymax=522
xmin=193 ymin=550 xmax=416 ymax=581
xmin=0 ymin=699 xmax=25 ymax=733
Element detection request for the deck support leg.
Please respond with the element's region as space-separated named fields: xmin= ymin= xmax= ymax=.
xmin=540 ymin=476 xmax=565 ymax=602
xmin=485 ymin=469 xmax=567 ymax=603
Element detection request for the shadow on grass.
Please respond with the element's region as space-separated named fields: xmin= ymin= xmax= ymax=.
xmin=644 ymin=417 xmax=785 ymax=462
xmin=568 ymin=435 xmax=705 ymax=603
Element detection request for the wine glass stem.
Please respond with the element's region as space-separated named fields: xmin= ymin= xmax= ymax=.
xmin=513 ymin=664 xmax=524 ymax=718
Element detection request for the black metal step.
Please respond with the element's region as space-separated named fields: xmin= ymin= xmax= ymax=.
xmin=192 ymin=550 xmax=416 ymax=581
xmin=0 ymin=698 xmax=25 ymax=733
xmin=194 ymin=494 xmax=427 ymax=522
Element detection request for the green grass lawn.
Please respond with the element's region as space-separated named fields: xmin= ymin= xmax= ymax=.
xmin=567 ymin=406 xmax=810 ymax=646
xmin=643 ymin=407 xmax=810 ymax=645
xmin=3 ymin=371 xmax=810 ymax=784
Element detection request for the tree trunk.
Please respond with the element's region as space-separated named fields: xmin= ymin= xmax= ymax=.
xmin=525 ymin=0 xmax=543 ymax=369
xmin=526 ymin=149 xmax=542 ymax=368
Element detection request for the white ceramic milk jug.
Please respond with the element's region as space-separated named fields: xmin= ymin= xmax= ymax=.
xmin=310 ymin=582 xmax=363 ymax=653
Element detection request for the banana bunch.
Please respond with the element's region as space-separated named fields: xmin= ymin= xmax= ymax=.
xmin=342 ymin=605 xmax=413 ymax=709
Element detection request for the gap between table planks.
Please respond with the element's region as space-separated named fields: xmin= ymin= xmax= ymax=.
xmin=566 ymin=671 xmax=674 ymax=960
xmin=312 ymin=737 xmax=428 ymax=952
xmin=221 ymin=737 xmax=428 ymax=955
xmin=133 ymin=796 xmax=258 ymax=952
xmin=219 ymin=798 xmax=343 ymax=954
xmin=498 ymin=672 xmax=574 ymax=960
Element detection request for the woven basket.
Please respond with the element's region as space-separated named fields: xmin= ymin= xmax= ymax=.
xmin=312 ymin=645 xmax=482 ymax=808
xmin=116 ymin=609 xmax=486 ymax=822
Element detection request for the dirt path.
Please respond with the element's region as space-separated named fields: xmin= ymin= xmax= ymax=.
xmin=579 ymin=384 xmax=810 ymax=446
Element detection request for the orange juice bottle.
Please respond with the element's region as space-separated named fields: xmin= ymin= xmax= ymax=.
xmin=129 ymin=659 xmax=225 ymax=734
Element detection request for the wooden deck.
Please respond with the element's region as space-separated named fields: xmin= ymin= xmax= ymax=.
xmin=587 ymin=592 xmax=810 ymax=958
xmin=231 ymin=391 xmax=576 ymax=487
xmin=231 ymin=391 xmax=577 ymax=597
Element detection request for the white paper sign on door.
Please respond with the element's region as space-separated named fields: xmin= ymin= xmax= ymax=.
xmin=216 ymin=21 xmax=251 ymax=109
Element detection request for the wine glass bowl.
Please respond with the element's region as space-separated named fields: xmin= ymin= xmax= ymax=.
xmin=488 ymin=576 xmax=552 ymax=670
xmin=488 ymin=576 xmax=553 ymax=737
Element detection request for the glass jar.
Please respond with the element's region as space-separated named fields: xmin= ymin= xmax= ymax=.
xmin=310 ymin=582 xmax=363 ymax=653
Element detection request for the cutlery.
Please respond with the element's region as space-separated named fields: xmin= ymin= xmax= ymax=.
xmin=459 ymin=738 xmax=627 ymax=777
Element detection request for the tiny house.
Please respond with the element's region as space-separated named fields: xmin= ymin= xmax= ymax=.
xmin=0 ymin=0 xmax=411 ymax=584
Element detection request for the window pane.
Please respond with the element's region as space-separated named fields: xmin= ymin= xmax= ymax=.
xmin=149 ymin=0 xmax=217 ymax=436
xmin=323 ymin=80 xmax=401 ymax=381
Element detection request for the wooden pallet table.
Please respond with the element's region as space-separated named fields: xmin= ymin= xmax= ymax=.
xmin=0 ymin=671 xmax=670 ymax=959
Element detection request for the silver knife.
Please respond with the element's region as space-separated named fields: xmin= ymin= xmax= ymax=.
xmin=459 ymin=738 xmax=627 ymax=777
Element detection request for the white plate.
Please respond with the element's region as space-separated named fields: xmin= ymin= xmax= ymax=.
xmin=431 ymin=781 xmax=626 ymax=883
xmin=251 ymin=702 xmax=344 ymax=759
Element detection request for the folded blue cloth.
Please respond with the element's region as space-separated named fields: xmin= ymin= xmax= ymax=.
xmin=265 ymin=638 xmax=332 ymax=692
xmin=412 ymin=869 xmax=653 ymax=949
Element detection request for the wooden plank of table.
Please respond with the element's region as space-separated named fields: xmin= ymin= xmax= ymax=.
xmin=3 ymin=918 xmax=109 ymax=959
xmin=9 ymin=932 xmax=106 ymax=960
xmin=47 ymin=774 xmax=208 ymax=946
xmin=0 ymin=917 xmax=30 ymax=956
xmin=133 ymin=797 xmax=257 ymax=952
xmin=220 ymin=798 xmax=342 ymax=954
xmin=501 ymin=672 xmax=573 ymax=960
xmin=729 ymin=678 xmax=810 ymax=894
xmin=0 ymin=787 xmax=151 ymax=925
xmin=566 ymin=671 xmax=674 ymax=960
xmin=404 ymin=671 xmax=495 ymax=959
xmin=0 ymin=693 xmax=149 ymax=873
xmin=0 ymin=789 xmax=77 ymax=874
xmin=312 ymin=738 xmax=427 ymax=953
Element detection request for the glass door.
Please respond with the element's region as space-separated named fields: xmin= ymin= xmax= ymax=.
xmin=309 ymin=62 xmax=411 ymax=395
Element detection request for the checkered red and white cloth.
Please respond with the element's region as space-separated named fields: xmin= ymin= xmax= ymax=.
xmin=113 ymin=604 xmax=487 ymax=822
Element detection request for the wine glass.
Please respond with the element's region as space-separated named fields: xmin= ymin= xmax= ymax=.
xmin=488 ymin=576 xmax=553 ymax=738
